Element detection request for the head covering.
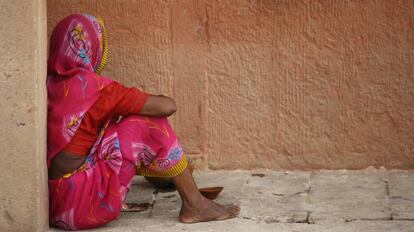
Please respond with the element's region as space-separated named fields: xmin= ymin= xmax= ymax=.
xmin=47 ymin=14 xmax=113 ymax=167
xmin=48 ymin=13 xmax=108 ymax=75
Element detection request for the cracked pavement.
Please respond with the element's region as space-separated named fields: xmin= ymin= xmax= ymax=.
xmin=50 ymin=170 xmax=414 ymax=231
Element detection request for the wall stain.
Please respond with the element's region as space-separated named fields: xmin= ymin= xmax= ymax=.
xmin=3 ymin=210 xmax=15 ymax=224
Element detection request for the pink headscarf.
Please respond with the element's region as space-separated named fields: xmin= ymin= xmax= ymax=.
xmin=47 ymin=14 xmax=113 ymax=167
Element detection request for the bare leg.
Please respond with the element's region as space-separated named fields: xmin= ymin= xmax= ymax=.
xmin=173 ymin=167 xmax=240 ymax=223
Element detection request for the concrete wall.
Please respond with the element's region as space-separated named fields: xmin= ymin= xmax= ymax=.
xmin=47 ymin=0 xmax=414 ymax=170
xmin=0 ymin=0 xmax=48 ymax=231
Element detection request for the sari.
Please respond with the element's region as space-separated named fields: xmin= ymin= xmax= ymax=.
xmin=47 ymin=13 xmax=187 ymax=230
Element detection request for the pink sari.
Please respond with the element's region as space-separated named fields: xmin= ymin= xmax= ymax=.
xmin=47 ymin=14 xmax=187 ymax=230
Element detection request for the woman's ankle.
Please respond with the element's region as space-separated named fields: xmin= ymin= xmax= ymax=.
xmin=182 ymin=192 xmax=206 ymax=209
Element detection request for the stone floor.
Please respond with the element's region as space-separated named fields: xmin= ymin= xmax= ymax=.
xmin=50 ymin=170 xmax=414 ymax=232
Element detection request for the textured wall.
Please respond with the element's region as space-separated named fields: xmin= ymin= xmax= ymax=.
xmin=47 ymin=0 xmax=414 ymax=170
xmin=0 ymin=0 xmax=48 ymax=231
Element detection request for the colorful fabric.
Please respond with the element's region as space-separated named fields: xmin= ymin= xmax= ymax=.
xmin=49 ymin=115 xmax=187 ymax=230
xmin=117 ymin=116 xmax=188 ymax=178
xmin=47 ymin=14 xmax=188 ymax=230
xmin=64 ymin=82 xmax=150 ymax=155
xmin=47 ymin=13 xmax=112 ymax=167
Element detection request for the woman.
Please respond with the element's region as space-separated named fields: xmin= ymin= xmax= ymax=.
xmin=47 ymin=13 xmax=239 ymax=230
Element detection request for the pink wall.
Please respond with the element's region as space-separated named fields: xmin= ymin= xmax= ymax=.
xmin=47 ymin=0 xmax=414 ymax=169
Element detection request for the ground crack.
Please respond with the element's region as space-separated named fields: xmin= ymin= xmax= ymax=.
xmin=293 ymin=187 xmax=312 ymax=195
xmin=242 ymin=211 xmax=316 ymax=225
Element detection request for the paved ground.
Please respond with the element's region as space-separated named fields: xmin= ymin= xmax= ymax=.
xmin=50 ymin=170 xmax=414 ymax=232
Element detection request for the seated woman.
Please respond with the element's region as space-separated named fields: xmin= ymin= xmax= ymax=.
xmin=47 ymin=13 xmax=240 ymax=230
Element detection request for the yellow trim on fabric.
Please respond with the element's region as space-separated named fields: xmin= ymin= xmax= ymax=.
xmin=60 ymin=162 xmax=87 ymax=179
xmin=136 ymin=155 xmax=188 ymax=178
xmin=62 ymin=172 xmax=74 ymax=179
xmin=95 ymin=16 xmax=108 ymax=75
xmin=59 ymin=154 xmax=188 ymax=180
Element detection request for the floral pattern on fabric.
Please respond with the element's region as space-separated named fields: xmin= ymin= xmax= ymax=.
xmin=49 ymin=115 xmax=186 ymax=230
xmin=48 ymin=14 xmax=187 ymax=231
xmin=47 ymin=13 xmax=113 ymax=166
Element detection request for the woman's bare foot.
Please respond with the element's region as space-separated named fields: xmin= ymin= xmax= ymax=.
xmin=172 ymin=167 xmax=240 ymax=224
xmin=179 ymin=196 xmax=240 ymax=223
xmin=121 ymin=202 xmax=151 ymax=212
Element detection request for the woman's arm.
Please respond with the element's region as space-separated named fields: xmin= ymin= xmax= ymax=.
xmin=139 ymin=95 xmax=177 ymax=117
xmin=107 ymin=82 xmax=176 ymax=118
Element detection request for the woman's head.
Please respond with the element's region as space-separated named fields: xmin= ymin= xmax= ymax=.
xmin=48 ymin=13 xmax=108 ymax=76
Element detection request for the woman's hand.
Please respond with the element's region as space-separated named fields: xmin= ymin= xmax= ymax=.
xmin=139 ymin=95 xmax=177 ymax=117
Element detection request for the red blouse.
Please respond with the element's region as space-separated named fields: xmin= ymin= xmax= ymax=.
xmin=64 ymin=82 xmax=149 ymax=155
